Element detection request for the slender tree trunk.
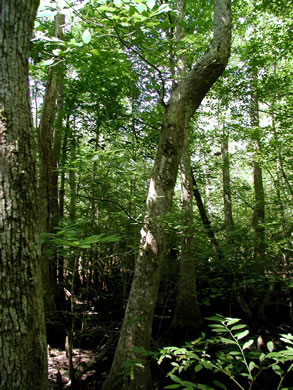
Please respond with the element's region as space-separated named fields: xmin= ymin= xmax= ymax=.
xmin=250 ymin=78 xmax=265 ymax=262
xmin=102 ymin=2 xmax=231 ymax=389
xmin=59 ymin=114 xmax=70 ymax=220
xmin=269 ymin=90 xmax=292 ymax=263
xmin=169 ymin=0 xmax=202 ymax=342
xmin=69 ymin=129 xmax=77 ymax=222
xmin=170 ymin=134 xmax=203 ymax=340
xmin=191 ymin=172 xmax=223 ymax=260
xmin=221 ymin=128 xmax=235 ymax=245
xmin=52 ymin=15 xmax=66 ymax=307
xmin=0 ymin=1 xmax=48 ymax=388
xmin=38 ymin=13 xmax=66 ymax=347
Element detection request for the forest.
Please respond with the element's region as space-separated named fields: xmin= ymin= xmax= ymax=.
xmin=0 ymin=0 xmax=292 ymax=389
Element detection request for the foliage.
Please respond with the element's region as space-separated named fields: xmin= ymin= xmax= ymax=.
xmin=158 ymin=315 xmax=293 ymax=390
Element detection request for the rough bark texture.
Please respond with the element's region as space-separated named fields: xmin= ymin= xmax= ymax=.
xmin=0 ymin=1 xmax=48 ymax=388
xmin=221 ymin=129 xmax=235 ymax=244
xmin=102 ymin=1 xmax=231 ymax=389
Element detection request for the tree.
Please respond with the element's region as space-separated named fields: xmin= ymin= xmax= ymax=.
xmin=169 ymin=0 xmax=202 ymax=342
xmin=38 ymin=13 xmax=66 ymax=346
xmin=221 ymin=126 xmax=235 ymax=245
xmin=0 ymin=0 xmax=48 ymax=388
xmin=102 ymin=1 xmax=232 ymax=389
xmin=250 ymin=75 xmax=265 ymax=264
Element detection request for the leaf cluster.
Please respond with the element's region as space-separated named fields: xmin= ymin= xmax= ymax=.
xmin=158 ymin=315 xmax=293 ymax=390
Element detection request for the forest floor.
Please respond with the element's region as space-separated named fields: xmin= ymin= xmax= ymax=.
xmin=48 ymin=347 xmax=96 ymax=389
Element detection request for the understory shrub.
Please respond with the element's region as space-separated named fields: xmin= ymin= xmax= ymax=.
xmin=158 ymin=314 xmax=293 ymax=390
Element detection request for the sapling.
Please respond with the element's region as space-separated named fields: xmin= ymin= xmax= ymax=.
xmin=158 ymin=314 xmax=293 ymax=390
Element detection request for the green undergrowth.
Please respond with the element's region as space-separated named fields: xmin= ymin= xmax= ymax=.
xmin=158 ymin=315 xmax=293 ymax=390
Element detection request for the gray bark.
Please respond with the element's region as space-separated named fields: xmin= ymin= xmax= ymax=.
xmin=102 ymin=1 xmax=232 ymax=389
xmin=0 ymin=0 xmax=48 ymax=388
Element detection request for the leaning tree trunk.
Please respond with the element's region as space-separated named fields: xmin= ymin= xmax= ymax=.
xmin=0 ymin=1 xmax=48 ymax=389
xmin=191 ymin=171 xmax=223 ymax=260
xmin=102 ymin=1 xmax=232 ymax=389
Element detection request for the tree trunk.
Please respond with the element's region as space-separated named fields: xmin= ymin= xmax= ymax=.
xmin=38 ymin=13 xmax=66 ymax=347
xmin=102 ymin=1 xmax=231 ymax=389
xmin=69 ymin=128 xmax=77 ymax=222
xmin=191 ymin=172 xmax=223 ymax=260
xmin=169 ymin=0 xmax=202 ymax=342
xmin=250 ymin=78 xmax=265 ymax=263
xmin=170 ymin=134 xmax=203 ymax=341
xmin=221 ymin=128 xmax=235 ymax=245
xmin=59 ymin=114 xmax=70 ymax=219
xmin=0 ymin=1 xmax=48 ymax=388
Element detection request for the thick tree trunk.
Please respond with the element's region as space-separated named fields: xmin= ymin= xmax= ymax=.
xmin=102 ymin=1 xmax=231 ymax=389
xmin=221 ymin=129 xmax=235 ymax=245
xmin=0 ymin=1 xmax=48 ymax=388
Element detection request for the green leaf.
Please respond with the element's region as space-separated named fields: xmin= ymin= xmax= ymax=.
xmin=181 ymin=380 xmax=197 ymax=387
xmin=202 ymin=361 xmax=213 ymax=370
xmin=213 ymin=380 xmax=227 ymax=390
xmin=82 ymin=29 xmax=92 ymax=44
xmin=152 ymin=3 xmax=172 ymax=16
xmin=169 ymin=374 xmax=183 ymax=384
xmin=248 ymin=361 xmax=258 ymax=373
xmin=259 ymin=353 xmax=266 ymax=362
xmin=243 ymin=339 xmax=254 ymax=350
xmin=146 ymin=0 xmax=156 ymax=9
xmin=210 ymin=326 xmax=229 ymax=333
xmin=235 ymin=330 xmax=249 ymax=340
xmin=231 ymin=324 xmax=247 ymax=331
xmin=164 ymin=385 xmax=181 ymax=389
xmin=267 ymin=341 xmax=274 ymax=352
xmin=220 ymin=337 xmax=237 ymax=345
xmin=98 ymin=234 xmax=120 ymax=242
xmin=90 ymin=49 xmax=100 ymax=56
xmin=197 ymin=384 xmax=215 ymax=390
xmin=272 ymin=364 xmax=283 ymax=376
xmin=206 ymin=315 xmax=224 ymax=322
xmin=41 ymin=58 xmax=54 ymax=66
xmin=194 ymin=364 xmax=203 ymax=372
xmin=226 ymin=318 xmax=241 ymax=326
xmin=135 ymin=3 xmax=147 ymax=13
xmin=280 ymin=334 xmax=293 ymax=345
